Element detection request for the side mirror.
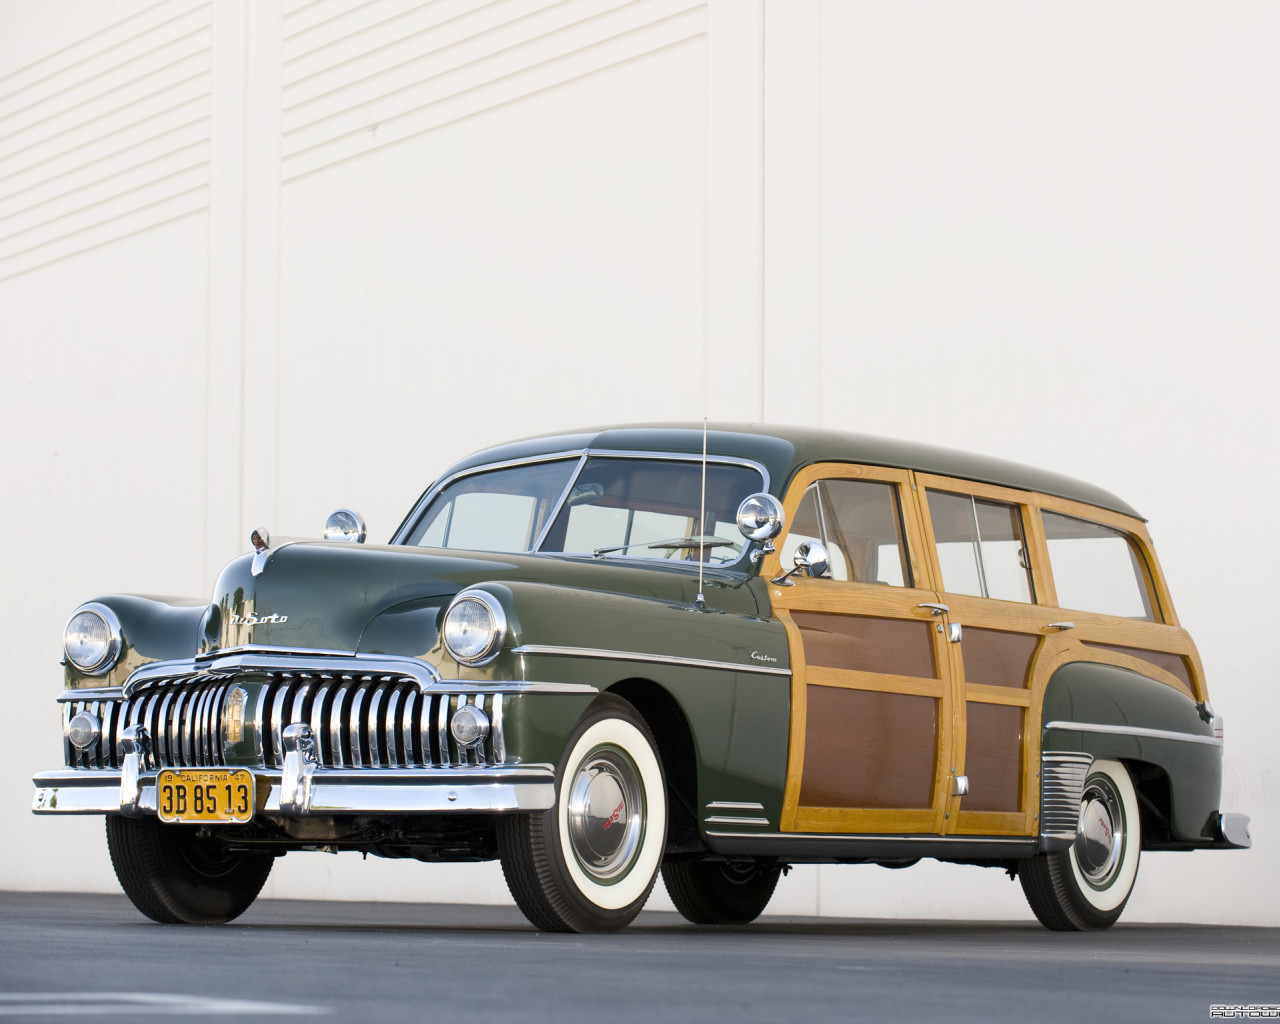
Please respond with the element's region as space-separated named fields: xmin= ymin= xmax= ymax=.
xmin=323 ymin=508 xmax=367 ymax=544
xmin=794 ymin=540 xmax=830 ymax=579
xmin=771 ymin=540 xmax=830 ymax=586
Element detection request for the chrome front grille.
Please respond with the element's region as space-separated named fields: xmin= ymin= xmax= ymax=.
xmin=259 ymin=673 xmax=503 ymax=769
xmin=63 ymin=676 xmax=235 ymax=770
xmin=62 ymin=669 xmax=504 ymax=770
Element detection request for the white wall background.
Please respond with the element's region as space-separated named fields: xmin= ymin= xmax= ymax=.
xmin=1 ymin=0 xmax=1275 ymax=925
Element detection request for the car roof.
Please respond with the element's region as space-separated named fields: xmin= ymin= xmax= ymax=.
xmin=440 ymin=423 xmax=1142 ymax=519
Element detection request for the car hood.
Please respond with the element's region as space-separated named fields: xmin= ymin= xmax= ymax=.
xmin=204 ymin=541 xmax=757 ymax=659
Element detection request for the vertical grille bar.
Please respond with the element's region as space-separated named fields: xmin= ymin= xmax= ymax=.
xmin=367 ymin=685 xmax=385 ymax=767
xmin=154 ymin=691 xmax=174 ymax=766
xmin=383 ymin=687 xmax=401 ymax=767
xmin=347 ymin=685 xmax=367 ymax=767
xmin=310 ymin=683 xmax=332 ymax=764
xmin=329 ymin=681 xmax=350 ymax=767
xmin=270 ymin=683 xmax=292 ymax=768
xmin=401 ymin=690 xmax=418 ymax=767
xmin=101 ymin=700 xmax=119 ymax=768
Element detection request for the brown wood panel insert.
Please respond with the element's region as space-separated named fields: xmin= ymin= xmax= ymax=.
xmin=962 ymin=702 xmax=1023 ymax=813
xmin=799 ymin=686 xmax=937 ymax=808
xmin=793 ymin=612 xmax=938 ymax=679
xmin=961 ymin=627 xmax=1039 ymax=688
xmin=1081 ymin=642 xmax=1193 ymax=691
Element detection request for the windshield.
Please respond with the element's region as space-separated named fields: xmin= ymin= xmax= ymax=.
xmin=403 ymin=456 xmax=765 ymax=565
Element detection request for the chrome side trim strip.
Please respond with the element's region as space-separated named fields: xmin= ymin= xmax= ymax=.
xmin=705 ymin=816 xmax=770 ymax=827
xmin=706 ymin=801 xmax=766 ymax=812
xmin=706 ymin=831 xmax=1037 ymax=846
xmin=513 ymin=644 xmax=791 ymax=677
xmin=1043 ymin=720 xmax=1223 ymax=748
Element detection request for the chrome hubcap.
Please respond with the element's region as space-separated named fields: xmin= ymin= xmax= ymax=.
xmin=1074 ymin=776 xmax=1124 ymax=888
xmin=566 ymin=747 xmax=643 ymax=882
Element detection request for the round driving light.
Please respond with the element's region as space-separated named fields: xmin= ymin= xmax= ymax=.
xmin=63 ymin=604 xmax=122 ymax=675
xmin=442 ymin=592 xmax=507 ymax=666
xmin=736 ymin=492 xmax=785 ymax=542
xmin=450 ymin=704 xmax=491 ymax=748
xmin=323 ymin=508 xmax=367 ymax=543
xmin=68 ymin=712 xmax=101 ymax=751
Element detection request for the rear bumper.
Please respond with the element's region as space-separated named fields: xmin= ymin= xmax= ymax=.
xmin=32 ymin=765 xmax=555 ymax=817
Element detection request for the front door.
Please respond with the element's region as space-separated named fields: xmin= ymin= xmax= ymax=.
xmin=767 ymin=464 xmax=956 ymax=834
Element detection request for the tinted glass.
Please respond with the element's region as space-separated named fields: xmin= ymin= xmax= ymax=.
xmin=542 ymin=458 xmax=764 ymax=564
xmin=406 ymin=460 xmax=577 ymax=552
xmin=780 ymin=478 xmax=911 ymax=586
xmin=929 ymin=491 xmax=1033 ymax=602
xmin=1042 ymin=511 xmax=1155 ymax=620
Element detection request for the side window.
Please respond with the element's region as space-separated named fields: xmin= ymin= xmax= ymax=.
xmin=780 ymin=478 xmax=912 ymax=586
xmin=928 ymin=491 xmax=1035 ymax=603
xmin=1041 ymin=511 xmax=1156 ymax=620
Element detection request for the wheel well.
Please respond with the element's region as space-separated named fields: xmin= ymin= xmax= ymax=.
xmin=1121 ymin=759 xmax=1174 ymax=847
xmin=605 ymin=678 xmax=704 ymax=856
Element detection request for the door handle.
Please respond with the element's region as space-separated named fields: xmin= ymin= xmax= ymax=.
xmin=1046 ymin=621 xmax=1075 ymax=632
xmin=918 ymin=603 xmax=950 ymax=617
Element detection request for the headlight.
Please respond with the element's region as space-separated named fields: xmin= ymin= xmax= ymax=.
xmin=63 ymin=603 xmax=122 ymax=675
xmin=442 ymin=591 xmax=507 ymax=666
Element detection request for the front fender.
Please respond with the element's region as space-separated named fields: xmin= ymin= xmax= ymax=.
xmin=64 ymin=594 xmax=207 ymax=690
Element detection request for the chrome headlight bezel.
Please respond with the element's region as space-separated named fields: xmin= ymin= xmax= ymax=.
xmin=63 ymin=602 xmax=123 ymax=675
xmin=442 ymin=590 xmax=507 ymax=666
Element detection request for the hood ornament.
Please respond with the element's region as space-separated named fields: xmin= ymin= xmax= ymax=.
xmin=250 ymin=527 xmax=272 ymax=576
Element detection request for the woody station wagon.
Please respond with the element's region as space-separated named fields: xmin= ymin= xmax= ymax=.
xmin=35 ymin=424 xmax=1250 ymax=932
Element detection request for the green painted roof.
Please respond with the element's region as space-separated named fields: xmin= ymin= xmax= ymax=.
xmin=440 ymin=423 xmax=1142 ymax=519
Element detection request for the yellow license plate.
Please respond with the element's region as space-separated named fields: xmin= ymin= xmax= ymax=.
xmin=156 ymin=769 xmax=255 ymax=824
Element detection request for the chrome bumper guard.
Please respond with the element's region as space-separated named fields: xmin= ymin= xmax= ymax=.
xmin=1216 ymin=812 xmax=1252 ymax=849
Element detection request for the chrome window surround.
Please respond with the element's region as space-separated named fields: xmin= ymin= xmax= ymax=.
xmin=393 ymin=448 xmax=772 ymax=569
xmin=63 ymin=602 xmax=123 ymax=676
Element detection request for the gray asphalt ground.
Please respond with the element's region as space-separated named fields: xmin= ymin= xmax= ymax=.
xmin=0 ymin=891 xmax=1276 ymax=1023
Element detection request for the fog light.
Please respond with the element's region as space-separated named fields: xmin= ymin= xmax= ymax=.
xmin=68 ymin=712 xmax=101 ymax=751
xmin=450 ymin=704 xmax=490 ymax=748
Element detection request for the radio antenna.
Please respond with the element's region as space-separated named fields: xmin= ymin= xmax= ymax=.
xmin=695 ymin=418 xmax=707 ymax=611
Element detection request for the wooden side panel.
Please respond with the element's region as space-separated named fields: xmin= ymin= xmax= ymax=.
xmin=1082 ymin=642 xmax=1194 ymax=694
xmin=798 ymin=686 xmax=937 ymax=809
xmin=960 ymin=627 xmax=1039 ymax=689
xmin=962 ymin=702 xmax=1023 ymax=812
xmin=793 ymin=611 xmax=937 ymax=679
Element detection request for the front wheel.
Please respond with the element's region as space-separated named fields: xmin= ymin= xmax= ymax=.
xmin=662 ymin=858 xmax=781 ymax=924
xmin=498 ymin=694 xmax=667 ymax=932
xmin=1019 ymin=759 xmax=1141 ymax=930
xmin=106 ymin=816 xmax=273 ymax=924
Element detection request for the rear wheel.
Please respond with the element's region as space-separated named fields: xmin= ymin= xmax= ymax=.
xmin=106 ymin=816 xmax=273 ymax=924
xmin=498 ymin=694 xmax=666 ymax=932
xmin=1020 ymin=759 xmax=1141 ymax=930
xmin=662 ymin=858 xmax=781 ymax=924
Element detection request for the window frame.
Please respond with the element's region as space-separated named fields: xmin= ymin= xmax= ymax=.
xmin=773 ymin=463 xmax=929 ymax=591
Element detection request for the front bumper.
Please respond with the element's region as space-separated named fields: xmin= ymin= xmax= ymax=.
xmin=32 ymin=765 xmax=554 ymax=817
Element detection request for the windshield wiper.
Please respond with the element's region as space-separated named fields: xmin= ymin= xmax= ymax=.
xmin=592 ymin=536 xmax=737 ymax=558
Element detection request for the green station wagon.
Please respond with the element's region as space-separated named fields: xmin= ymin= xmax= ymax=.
xmin=34 ymin=424 xmax=1249 ymax=932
